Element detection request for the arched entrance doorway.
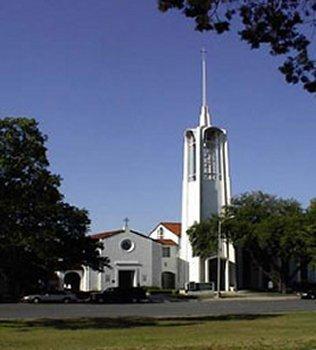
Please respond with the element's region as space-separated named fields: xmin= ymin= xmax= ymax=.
xmin=64 ymin=272 xmax=81 ymax=292
xmin=161 ymin=272 xmax=176 ymax=289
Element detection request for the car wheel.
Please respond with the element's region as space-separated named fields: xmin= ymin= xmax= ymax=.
xmin=98 ymin=297 xmax=104 ymax=303
xmin=33 ymin=297 xmax=40 ymax=304
xmin=63 ymin=298 xmax=71 ymax=304
xmin=311 ymin=295 xmax=315 ymax=300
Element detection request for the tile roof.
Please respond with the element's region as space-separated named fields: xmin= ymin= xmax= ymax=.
xmin=90 ymin=230 xmax=123 ymax=240
xmin=155 ymin=239 xmax=178 ymax=246
xmin=161 ymin=222 xmax=181 ymax=237
xmin=90 ymin=229 xmax=156 ymax=242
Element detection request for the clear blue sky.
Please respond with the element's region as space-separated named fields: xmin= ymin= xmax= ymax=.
xmin=0 ymin=1 xmax=315 ymax=234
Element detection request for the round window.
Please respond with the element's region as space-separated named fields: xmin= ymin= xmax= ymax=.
xmin=120 ymin=239 xmax=134 ymax=252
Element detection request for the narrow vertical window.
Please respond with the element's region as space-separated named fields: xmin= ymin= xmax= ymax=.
xmin=187 ymin=131 xmax=196 ymax=181
xmin=162 ymin=247 xmax=171 ymax=258
xmin=203 ymin=129 xmax=223 ymax=180
xmin=158 ymin=227 xmax=164 ymax=240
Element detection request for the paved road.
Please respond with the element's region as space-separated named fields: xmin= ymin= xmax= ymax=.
xmin=0 ymin=299 xmax=315 ymax=319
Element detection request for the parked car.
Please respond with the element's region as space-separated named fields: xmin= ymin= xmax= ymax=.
xmin=21 ymin=291 xmax=78 ymax=303
xmin=300 ymin=290 xmax=316 ymax=300
xmin=90 ymin=287 xmax=147 ymax=303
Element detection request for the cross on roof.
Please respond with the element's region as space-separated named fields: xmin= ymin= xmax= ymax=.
xmin=123 ymin=217 xmax=129 ymax=230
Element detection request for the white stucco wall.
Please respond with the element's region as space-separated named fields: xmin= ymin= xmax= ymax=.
xmin=81 ymin=229 xmax=163 ymax=291
xmin=151 ymin=241 xmax=162 ymax=287
xmin=161 ymin=245 xmax=179 ymax=289
xmin=161 ymin=245 xmax=178 ymax=275
xmin=149 ymin=224 xmax=180 ymax=245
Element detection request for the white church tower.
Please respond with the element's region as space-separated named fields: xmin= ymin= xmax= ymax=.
xmin=179 ymin=50 xmax=235 ymax=291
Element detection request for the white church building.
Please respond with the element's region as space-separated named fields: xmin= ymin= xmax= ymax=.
xmin=60 ymin=52 xmax=237 ymax=293
xmin=59 ymin=222 xmax=182 ymax=291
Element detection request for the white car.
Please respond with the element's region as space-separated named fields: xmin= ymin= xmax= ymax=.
xmin=21 ymin=291 xmax=78 ymax=303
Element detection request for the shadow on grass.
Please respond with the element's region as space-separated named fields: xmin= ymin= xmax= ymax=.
xmin=0 ymin=314 xmax=282 ymax=331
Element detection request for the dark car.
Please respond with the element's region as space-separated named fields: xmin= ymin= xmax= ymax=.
xmin=21 ymin=291 xmax=78 ymax=303
xmin=300 ymin=290 xmax=316 ymax=300
xmin=90 ymin=287 xmax=147 ymax=303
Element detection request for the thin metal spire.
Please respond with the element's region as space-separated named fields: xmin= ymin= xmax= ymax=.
xmin=201 ymin=48 xmax=207 ymax=107
xmin=199 ymin=48 xmax=211 ymax=126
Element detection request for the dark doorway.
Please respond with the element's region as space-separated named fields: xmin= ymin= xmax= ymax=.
xmin=229 ymin=262 xmax=236 ymax=288
xmin=208 ymin=258 xmax=226 ymax=291
xmin=161 ymin=272 xmax=176 ymax=289
xmin=119 ymin=270 xmax=134 ymax=289
xmin=64 ymin=272 xmax=81 ymax=291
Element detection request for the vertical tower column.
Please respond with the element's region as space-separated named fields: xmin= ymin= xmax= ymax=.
xmin=179 ymin=50 xmax=235 ymax=290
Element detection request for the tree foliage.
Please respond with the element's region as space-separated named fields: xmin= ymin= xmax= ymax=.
xmin=158 ymin=0 xmax=316 ymax=93
xmin=0 ymin=118 xmax=109 ymax=297
xmin=187 ymin=219 xmax=218 ymax=258
xmin=187 ymin=191 xmax=316 ymax=292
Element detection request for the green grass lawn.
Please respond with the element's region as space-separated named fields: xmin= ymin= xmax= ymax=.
xmin=0 ymin=312 xmax=315 ymax=350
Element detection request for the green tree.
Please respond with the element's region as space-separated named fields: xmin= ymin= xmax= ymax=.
xmin=158 ymin=0 xmax=316 ymax=93
xmin=187 ymin=219 xmax=218 ymax=258
xmin=187 ymin=191 xmax=316 ymax=292
xmin=302 ymin=198 xmax=316 ymax=281
xmin=0 ymin=117 xmax=109 ymax=298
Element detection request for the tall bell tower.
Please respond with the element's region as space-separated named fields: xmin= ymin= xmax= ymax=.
xmin=179 ymin=50 xmax=235 ymax=290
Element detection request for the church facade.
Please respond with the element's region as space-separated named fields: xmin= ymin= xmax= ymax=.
xmin=59 ymin=222 xmax=181 ymax=291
